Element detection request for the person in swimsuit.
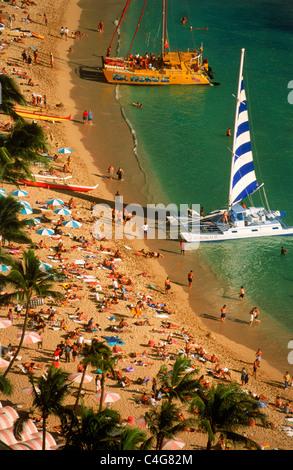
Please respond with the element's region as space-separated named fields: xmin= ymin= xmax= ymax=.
xmin=239 ymin=286 xmax=245 ymax=301
xmin=188 ymin=270 xmax=194 ymax=288
xmin=220 ymin=305 xmax=226 ymax=323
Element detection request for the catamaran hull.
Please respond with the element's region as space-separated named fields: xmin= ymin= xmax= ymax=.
xmin=103 ymin=68 xmax=211 ymax=85
xmin=20 ymin=180 xmax=99 ymax=192
xmin=180 ymin=227 xmax=293 ymax=243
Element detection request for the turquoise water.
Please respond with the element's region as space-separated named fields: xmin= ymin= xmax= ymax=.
xmin=116 ymin=0 xmax=293 ymax=336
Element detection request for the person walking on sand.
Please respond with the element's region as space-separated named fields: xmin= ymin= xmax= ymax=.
xmin=284 ymin=371 xmax=291 ymax=389
xmin=60 ymin=26 xmax=64 ymax=38
xmin=165 ymin=277 xmax=171 ymax=294
xmin=108 ymin=164 xmax=114 ymax=179
xmin=180 ymin=239 xmax=185 ymax=255
xmin=117 ymin=167 xmax=125 ymax=180
xmin=88 ymin=109 xmax=93 ymax=125
xmin=249 ymin=308 xmax=255 ymax=326
xmin=254 ymin=307 xmax=261 ymax=324
xmin=188 ymin=270 xmax=194 ymax=288
xmin=220 ymin=305 xmax=226 ymax=323
xmin=64 ymin=27 xmax=69 ymax=40
xmin=98 ymin=20 xmax=104 ymax=32
xmin=82 ymin=110 xmax=88 ymax=124
xmin=50 ymin=52 xmax=54 ymax=68
xmin=142 ymin=221 xmax=148 ymax=239
xmin=239 ymin=286 xmax=245 ymax=301
xmin=253 ymin=359 xmax=259 ymax=379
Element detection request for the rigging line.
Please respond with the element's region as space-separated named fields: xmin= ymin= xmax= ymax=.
xmin=127 ymin=0 xmax=148 ymax=57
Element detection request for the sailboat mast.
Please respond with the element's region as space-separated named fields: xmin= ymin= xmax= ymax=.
xmin=228 ymin=48 xmax=245 ymax=210
xmin=161 ymin=0 xmax=166 ymax=58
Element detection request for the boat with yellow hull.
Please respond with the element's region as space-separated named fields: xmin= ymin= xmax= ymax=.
xmin=103 ymin=52 xmax=211 ymax=86
xmin=102 ymin=0 xmax=215 ymax=87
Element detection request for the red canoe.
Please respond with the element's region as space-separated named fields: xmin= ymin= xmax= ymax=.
xmin=20 ymin=179 xmax=99 ymax=192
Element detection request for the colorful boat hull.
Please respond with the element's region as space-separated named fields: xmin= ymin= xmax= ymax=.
xmin=20 ymin=180 xmax=98 ymax=192
xmin=14 ymin=109 xmax=71 ymax=122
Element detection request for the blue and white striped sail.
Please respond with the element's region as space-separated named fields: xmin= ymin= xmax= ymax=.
xmin=229 ymin=55 xmax=260 ymax=206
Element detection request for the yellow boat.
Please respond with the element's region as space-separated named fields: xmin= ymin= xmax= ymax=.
xmin=14 ymin=107 xmax=71 ymax=122
xmin=102 ymin=0 xmax=215 ymax=86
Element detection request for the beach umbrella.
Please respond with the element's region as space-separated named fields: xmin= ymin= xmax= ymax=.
xmin=0 ymin=264 xmax=11 ymax=273
xmin=17 ymin=200 xmax=31 ymax=207
xmin=0 ymin=191 xmax=8 ymax=198
xmin=10 ymin=189 xmax=29 ymax=197
xmin=17 ymin=331 xmax=42 ymax=344
xmin=0 ymin=357 xmax=10 ymax=368
xmin=25 ymin=217 xmax=41 ymax=226
xmin=36 ymin=228 xmax=55 ymax=236
xmin=161 ymin=438 xmax=185 ymax=450
xmin=45 ymin=198 xmax=64 ymax=206
xmin=57 ymin=147 xmax=73 ymax=154
xmin=68 ymin=373 xmax=93 ymax=384
xmin=0 ymin=319 xmax=12 ymax=328
xmin=95 ymin=392 xmax=120 ymax=403
xmin=20 ymin=206 xmax=33 ymax=215
xmin=0 ymin=188 xmax=6 ymax=193
xmin=39 ymin=261 xmax=52 ymax=271
xmin=135 ymin=417 xmax=148 ymax=428
xmin=22 ymin=386 xmax=40 ymax=395
xmin=54 ymin=207 xmax=71 ymax=216
xmin=62 ymin=219 xmax=82 ymax=228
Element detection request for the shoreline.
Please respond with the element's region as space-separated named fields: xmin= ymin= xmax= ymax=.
xmin=0 ymin=0 xmax=292 ymax=450
xmin=66 ymin=0 xmax=289 ymax=381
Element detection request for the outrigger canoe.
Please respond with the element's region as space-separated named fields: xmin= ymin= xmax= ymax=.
xmin=20 ymin=179 xmax=99 ymax=192
xmin=15 ymin=108 xmax=71 ymax=122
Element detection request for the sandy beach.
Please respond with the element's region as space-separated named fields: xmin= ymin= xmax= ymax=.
xmin=0 ymin=0 xmax=293 ymax=451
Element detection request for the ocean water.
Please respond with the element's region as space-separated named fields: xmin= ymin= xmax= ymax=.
xmin=114 ymin=0 xmax=293 ymax=346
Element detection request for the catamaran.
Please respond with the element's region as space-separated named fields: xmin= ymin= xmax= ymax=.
xmin=102 ymin=0 xmax=214 ymax=86
xmin=169 ymin=48 xmax=293 ymax=242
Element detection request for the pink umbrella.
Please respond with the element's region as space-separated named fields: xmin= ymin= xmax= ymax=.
xmin=0 ymin=406 xmax=19 ymax=422
xmin=17 ymin=331 xmax=42 ymax=344
xmin=0 ymin=414 xmax=13 ymax=430
xmin=95 ymin=391 xmax=121 ymax=403
xmin=161 ymin=437 xmax=185 ymax=450
xmin=0 ymin=357 xmax=10 ymax=368
xmin=135 ymin=417 xmax=148 ymax=428
xmin=0 ymin=319 xmax=12 ymax=328
xmin=68 ymin=373 xmax=93 ymax=384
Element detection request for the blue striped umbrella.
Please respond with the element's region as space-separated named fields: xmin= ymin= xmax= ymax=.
xmin=54 ymin=207 xmax=71 ymax=216
xmin=36 ymin=228 xmax=55 ymax=236
xmin=45 ymin=198 xmax=64 ymax=206
xmin=57 ymin=147 xmax=73 ymax=154
xmin=62 ymin=219 xmax=82 ymax=228
xmin=10 ymin=189 xmax=29 ymax=197
xmin=20 ymin=206 xmax=33 ymax=215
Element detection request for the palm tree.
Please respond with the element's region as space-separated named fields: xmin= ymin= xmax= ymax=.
xmin=27 ymin=365 xmax=71 ymax=450
xmin=144 ymin=400 xmax=196 ymax=450
xmin=188 ymin=382 xmax=267 ymax=450
xmin=74 ymin=339 xmax=118 ymax=413
xmin=0 ymin=196 xmax=32 ymax=246
xmin=0 ymin=74 xmax=26 ymax=121
xmin=62 ymin=405 xmax=122 ymax=450
xmin=0 ymin=121 xmax=50 ymax=185
xmin=157 ymin=356 xmax=199 ymax=403
xmin=0 ymin=374 xmax=13 ymax=396
xmin=0 ymin=250 xmax=64 ymax=377
xmin=115 ymin=427 xmax=148 ymax=450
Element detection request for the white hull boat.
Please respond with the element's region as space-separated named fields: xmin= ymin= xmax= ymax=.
xmin=169 ymin=49 xmax=293 ymax=243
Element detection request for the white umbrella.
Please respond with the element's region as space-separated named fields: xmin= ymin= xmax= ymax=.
xmin=57 ymin=147 xmax=73 ymax=154
xmin=0 ymin=319 xmax=12 ymax=328
xmin=36 ymin=228 xmax=55 ymax=236
xmin=95 ymin=392 xmax=121 ymax=403
xmin=45 ymin=198 xmax=64 ymax=206
xmin=68 ymin=373 xmax=93 ymax=384
xmin=0 ymin=264 xmax=11 ymax=272
xmin=11 ymin=189 xmax=29 ymax=197
xmin=17 ymin=331 xmax=42 ymax=344
xmin=22 ymin=386 xmax=40 ymax=395
xmin=54 ymin=207 xmax=71 ymax=216
xmin=62 ymin=220 xmax=82 ymax=228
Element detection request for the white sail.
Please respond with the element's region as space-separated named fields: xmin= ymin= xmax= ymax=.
xmin=229 ymin=49 xmax=260 ymax=207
